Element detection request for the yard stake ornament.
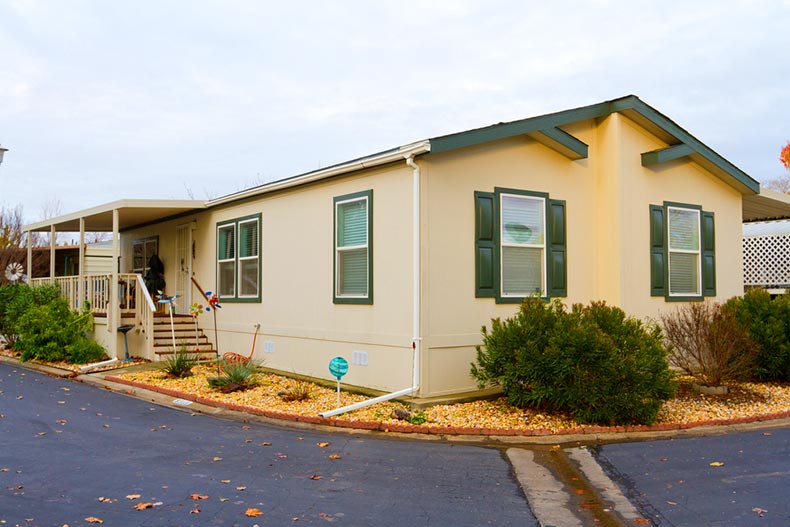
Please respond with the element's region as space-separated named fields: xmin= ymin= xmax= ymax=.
xmin=189 ymin=302 xmax=204 ymax=353
xmin=204 ymin=290 xmax=222 ymax=374
xmin=157 ymin=291 xmax=180 ymax=352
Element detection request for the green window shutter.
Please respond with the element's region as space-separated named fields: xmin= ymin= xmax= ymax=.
xmin=701 ymin=210 xmax=716 ymax=296
xmin=649 ymin=204 xmax=666 ymax=296
xmin=474 ymin=191 xmax=496 ymax=297
xmin=546 ymin=199 xmax=567 ymax=297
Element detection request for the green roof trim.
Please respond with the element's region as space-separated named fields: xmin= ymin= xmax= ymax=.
xmin=428 ymin=95 xmax=759 ymax=194
xmin=532 ymin=127 xmax=588 ymax=160
xmin=641 ymin=144 xmax=694 ymax=166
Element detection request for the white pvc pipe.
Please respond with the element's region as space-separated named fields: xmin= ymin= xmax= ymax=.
xmin=319 ymin=387 xmax=416 ymax=418
xmin=318 ymin=154 xmax=423 ymax=419
xmin=405 ymin=154 xmax=421 ymax=393
xmin=79 ymin=358 xmax=119 ymax=372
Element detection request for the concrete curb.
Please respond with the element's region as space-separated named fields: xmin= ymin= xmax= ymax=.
xmin=102 ymin=374 xmax=790 ymax=444
xmin=4 ymin=354 xmax=790 ymax=444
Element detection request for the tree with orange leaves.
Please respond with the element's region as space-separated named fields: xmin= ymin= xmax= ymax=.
xmin=781 ymin=141 xmax=790 ymax=171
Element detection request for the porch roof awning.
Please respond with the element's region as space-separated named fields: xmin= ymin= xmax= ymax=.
xmin=23 ymin=199 xmax=206 ymax=232
xmin=743 ymin=188 xmax=790 ymax=222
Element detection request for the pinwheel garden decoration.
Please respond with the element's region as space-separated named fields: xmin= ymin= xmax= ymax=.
xmin=189 ymin=302 xmax=204 ymax=353
xmin=4 ymin=263 xmax=24 ymax=284
xmin=204 ymin=291 xmax=222 ymax=371
xmin=157 ymin=291 xmax=180 ymax=352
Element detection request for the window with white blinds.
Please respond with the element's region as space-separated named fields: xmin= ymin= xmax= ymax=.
xmin=500 ymin=193 xmax=546 ymax=297
xmin=334 ymin=190 xmax=372 ymax=304
xmin=216 ymin=214 xmax=261 ymax=301
xmin=668 ymin=206 xmax=700 ymax=296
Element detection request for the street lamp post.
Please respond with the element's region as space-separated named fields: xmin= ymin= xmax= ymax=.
xmin=0 ymin=146 xmax=8 ymax=166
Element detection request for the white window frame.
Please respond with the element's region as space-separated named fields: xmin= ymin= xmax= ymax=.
xmin=334 ymin=192 xmax=371 ymax=302
xmin=216 ymin=214 xmax=261 ymax=302
xmin=499 ymin=193 xmax=546 ymax=298
xmin=667 ymin=206 xmax=701 ymax=297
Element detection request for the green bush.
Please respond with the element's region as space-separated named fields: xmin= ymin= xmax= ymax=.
xmin=65 ymin=339 xmax=108 ymax=364
xmin=722 ymin=289 xmax=790 ymax=382
xmin=162 ymin=346 xmax=199 ymax=378
xmin=16 ymin=295 xmax=102 ymax=364
xmin=208 ymin=359 xmax=260 ymax=393
xmin=0 ymin=283 xmax=61 ymax=348
xmin=471 ymin=299 xmax=675 ymax=426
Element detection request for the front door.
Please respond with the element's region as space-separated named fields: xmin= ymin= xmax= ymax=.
xmin=174 ymin=224 xmax=192 ymax=315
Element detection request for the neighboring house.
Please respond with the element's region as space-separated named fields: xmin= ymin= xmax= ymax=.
xmin=0 ymin=243 xmax=113 ymax=284
xmin=23 ymin=95 xmax=790 ymax=401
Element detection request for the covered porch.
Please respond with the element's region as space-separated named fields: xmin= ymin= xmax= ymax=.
xmin=23 ymin=199 xmax=205 ymax=360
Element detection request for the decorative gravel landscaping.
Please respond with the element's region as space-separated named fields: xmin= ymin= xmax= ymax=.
xmin=108 ymin=364 xmax=790 ymax=435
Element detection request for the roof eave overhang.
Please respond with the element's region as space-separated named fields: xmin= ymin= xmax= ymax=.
xmin=428 ymin=95 xmax=759 ymax=195
xmin=207 ymin=141 xmax=431 ymax=208
xmin=743 ymin=188 xmax=790 ymax=222
xmin=23 ymin=199 xmax=207 ymax=233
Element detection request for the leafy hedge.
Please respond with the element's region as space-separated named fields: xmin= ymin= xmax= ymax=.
xmin=0 ymin=283 xmax=107 ymax=364
xmin=0 ymin=283 xmax=60 ymax=348
xmin=471 ymin=299 xmax=675 ymax=426
xmin=723 ymin=288 xmax=790 ymax=382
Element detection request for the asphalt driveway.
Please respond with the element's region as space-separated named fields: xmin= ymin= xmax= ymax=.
xmin=0 ymin=362 xmax=537 ymax=526
xmin=593 ymin=427 xmax=790 ymax=526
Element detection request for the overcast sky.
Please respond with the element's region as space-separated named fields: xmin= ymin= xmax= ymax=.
xmin=1 ymin=0 xmax=789 ymax=224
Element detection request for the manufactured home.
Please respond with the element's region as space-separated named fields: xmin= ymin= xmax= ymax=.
xmin=24 ymin=95 xmax=790 ymax=400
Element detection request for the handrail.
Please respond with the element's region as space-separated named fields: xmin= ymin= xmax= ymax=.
xmin=191 ymin=276 xmax=209 ymax=302
xmin=136 ymin=273 xmax=157 ymax=312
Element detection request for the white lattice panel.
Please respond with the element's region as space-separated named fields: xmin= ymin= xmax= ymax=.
xmin=743 ymin=234 xmax=790 ymax=287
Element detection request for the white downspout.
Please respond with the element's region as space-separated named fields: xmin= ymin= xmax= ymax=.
xmin=319 ymin=154 xmax=422 ymax=418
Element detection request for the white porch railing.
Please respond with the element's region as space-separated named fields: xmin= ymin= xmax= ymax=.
xmin=30 ymin=273 xmax=157 ymax=359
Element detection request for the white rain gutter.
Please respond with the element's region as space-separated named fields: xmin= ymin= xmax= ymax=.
xmin=319 ymin=151 xmax=426 ymax=418
xmin=208 ymin=141 xmax=431 ymax=208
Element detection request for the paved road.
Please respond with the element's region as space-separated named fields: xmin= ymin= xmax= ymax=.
xmin=0 ymin=363 xmax=537 ymax=526
xmin=592 ymin=428 xmax=790 ymax=526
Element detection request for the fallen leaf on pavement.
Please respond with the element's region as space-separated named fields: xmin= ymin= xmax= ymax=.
xmin=633 ymin=519 xmax=650 ymax=525
xmin=97 ymin=497 xmax=113 ymax=503
xmin=126 ymin=494 xmax=141 ymax=500
xmin=84 ymin=518 xmax=104 ymax=524
xmin=328 ymin=454 xmax=342 ymax=460
xmin=260 ymin=442 xmax=272 ymax=446
xmin=190 ymin=507 xmax=201 ymax=514
xmin=709 ymin=461 xmax=725 ymax=467
xmin=134 ymin=502 xmax=154 ymax=510
xmin=753 ymin=507 xmax=767 ymax=517
xmin=221 ymin=479 xmax=231 ymax=484
xmin=316 ymin=442 xmax=330 ymax=448
xmin=190 ymin=494 xmax=209 ymax=500
xmin=246 ymin=508 xmax=264 ymax=517
xmin=213 ymin=457 xmax=223 ymax=462
xmin=310 ymin=475 xmax=322 ymax=480
xmin=666 ymin=501 xmax=678 ymax=506
xmin=236 ymin=486 xmax=247 ymax=491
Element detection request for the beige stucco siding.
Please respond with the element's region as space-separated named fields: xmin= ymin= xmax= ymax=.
xmin=615 ymin=114 xmax=743 ymax=318
xmin=122 ymin=164 xmax=416 ymax=393
xmin=421 ymin=132 xmax=601 ymax=396
xmin=419 ymin=114 xmax=745 ymax=397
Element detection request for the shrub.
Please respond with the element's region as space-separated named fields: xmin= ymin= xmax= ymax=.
xmin=0 ymin=283 xmax=61 ymax=348
xmin=471 ymin=299 xmax=675 ymax=426
xmin=65 ymin=339 xmax=108 ymax=364
xmin=162 ymin=346 xmax=198 ymax=378
xmin=278 ymin=379 xmax=312 ymax=402
xmin=15 ymin=294 xmax=104 ymax=364
xmin=722 ymin=289 xmax=790 ymax=382
xmin=208 ymin=359 xmax=260 ymax=393
xmin=661 ymin=302 xmax=755 ymax=387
